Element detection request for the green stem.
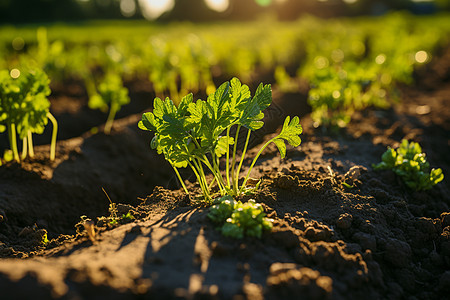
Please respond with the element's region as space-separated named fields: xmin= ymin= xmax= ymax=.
xmin=231 ymin=125 xmax=241 ymax=193
xmin=47 ymin=112 xmax=58 ymax=161
xmin=212 ymin=153 xmax=228 ymax=195
xmin=8 ymin=123 xmax=20 ymax=162
xmin=188 ymin=134 xmax=226 ymax=194
xmin=27 ymin=131 xmax=34 ymax=158
xmin=104 ymin=102 xmax=118 ymax=135
xmin=84 ymin=74 xmax=97 ymax=99
xmin=208 ymin=176 xmax=217 ymax=190
xmin=240 ymin=136 xmax=277 ymax=193
xmin=193 ymin=159 xmax=209 ymax=197
xmin=235 ymin=128 xmax=252 ymax=193
xmin=188 ymin=160 xmax=209 ymax=200
xmin=196 ymin=157 xmax=209 ymax=193
xmin=21 ymin=137 xmax=27 ymax=160
xmin=200 ymin=155 xmax=225 ymax=193
xmin=171 ymin=165 xmax=188 ymax=194
xmin=225 ymin=126 xmax=231 ymax=188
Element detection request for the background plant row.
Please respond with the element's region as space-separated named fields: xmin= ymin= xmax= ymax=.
xmin=1 ymin=13 xmax=450 ymax=127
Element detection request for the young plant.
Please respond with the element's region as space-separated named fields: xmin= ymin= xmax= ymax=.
xmin=373 ymin=139 xmax=444 ymax=191
xmin=89 ymin=73 xmax=130 ymax=134
xmin=208 ymin=196 xmax=273 ymax=239
xmin=138 ymin=77 xmax=302 ymax=201
xmin=0 ymin=68 xmax=58 ymax=162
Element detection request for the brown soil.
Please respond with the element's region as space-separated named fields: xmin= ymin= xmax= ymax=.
xmin=0 ymin=49 xmax=449 ymax=299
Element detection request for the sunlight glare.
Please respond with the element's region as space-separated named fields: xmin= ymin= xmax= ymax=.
xmin=204 ymin=0 xmax=229 ymax=12
xmin=120 ymin=0 xmax=136 ymax=17
xmin=139 ymin=0 xmax=175 ymax=20
xmin=415 ymin=50 xmax=428 ymax=63
xmin=375 ymin=54 xmax=386 ymax=65
xmin=10 ymin=69 xmax=20 ymax=79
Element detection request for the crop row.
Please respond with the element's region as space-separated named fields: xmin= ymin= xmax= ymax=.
xmin=1 ymin=14 xmax=450 ymax=129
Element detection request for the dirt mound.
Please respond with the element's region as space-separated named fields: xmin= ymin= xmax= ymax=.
xmin=0 ymin=48 xmax=449 ymax=299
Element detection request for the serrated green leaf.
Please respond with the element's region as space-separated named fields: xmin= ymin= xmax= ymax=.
xmin=187 ymin=100 xmax=207 ymax=124
xmin=138 ymin=112 xmax=157 ymax=132
xmin=279 ymin=116 xmax=303 ymax=147
xmin=230 ymin=77 xmax=251 ymax=109
xmin=207 ymin=81 xmax=230 ymax=118
xmin=178 ymin=93 xmax=193 ymax=117
xmin=215 ymin=135 xmax=235 ymax=158
xmin=153 ymin=97 xmax=165 ymax=118
xmin=253 ymin=83 xmax=272 ymax=111
xmin=273 ymin=138 xmax=287 ymax=159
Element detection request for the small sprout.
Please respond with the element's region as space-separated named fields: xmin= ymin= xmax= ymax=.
xmin=89 ymin=73 xmax=130 ymax=134
xmin=208 ymin=196 xmax=273 ymax=239
xmin=0 ymin=68 xmax=58 ymax=162
xmin=121 ymin=211 xmax=135 ymax=222
xmin=373 ymin=139 xmax=444 ymax=191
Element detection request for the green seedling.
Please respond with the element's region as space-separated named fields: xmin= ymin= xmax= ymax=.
xmin=306 ymin=63 xmax=390 ymax=128
xmin=89 ymin=73 xmax=130 ymax=134
xmin=0 ymin=68 xmax=58 ymax=162
xmin=139 ymin=77 xmax=302 ymax=201
xmin=208 ymin=196 xmax=273 ymax=239
xmin=373 ymin=139 xmax=444 ymax=191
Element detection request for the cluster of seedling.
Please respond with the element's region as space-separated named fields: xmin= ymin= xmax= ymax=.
xmin=0 ymin=68 xmax=57 ymax=163
xmin=138 ymin=77 xmax=303 ymax=201
xmin=306 ymin=63 xmax=390 ymax=128
xmin=208 ymin=196 xmax=273 ymax=239
xmin=88 ymin=73 xmax=130 ymax=134
xmin=373 ymin=139 xmax=444 ymax=191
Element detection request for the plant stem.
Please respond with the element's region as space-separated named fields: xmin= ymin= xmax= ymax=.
xmin=231 ymin=125 xmax=241 ymax=193
xmin=47 ymin=112 xmax=58 ymax=161
xmin=21 ymin=137 xmax=27 ymax=160
xmin=225 ymin=126 xmax=231 ymax=188
xmin=8 ymin=122 xmax=20 ymax=162
xmin=27 ymin=131 xmax=34 ymax=158
xmin=208 ymin=176 xmax=217 ymax=190
xmin=84 ymin=75 xmax=97 ymax=99
xmin=188 ymin=160 xmax=209 ymax=200
xmin=235 ymin=128 xmax=252 ymax=193
xmin=196 ymin=157 xmax=210 ymax=193
xmin=212 ymin=153 xmax=228 ymax=194
xmin=240 ymin=136 xmax=277 ymax=193
xmin=171 ymin=165 xmax=188 ymax=194
xmin=193 ymin=159 xmax=209 ymax=197
xmin=104 ymin=102 xmax=118 ymax=134
xmin=200 ymin=155 xmax=225 ymax=193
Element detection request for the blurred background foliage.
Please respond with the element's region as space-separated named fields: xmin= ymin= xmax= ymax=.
xmin=0 ymin=0 xmax=449 ymax=24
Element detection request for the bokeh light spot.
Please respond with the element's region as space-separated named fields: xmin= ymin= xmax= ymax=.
xmin=314 ymin=56 xmax=329 ymax=69
xmin=139 ymin=0 xmax=175 ymax=20
xmin=332 ymin=90 xmax=341 ymax=99
xmin=10 ymin=69 xmax=20 ymax=79
xmin=415 ymin=50 xmax=428 ymax=63
xmin=331 ymin=49 xmax=344 ymax=63
xmin=375 ymin=54 xmax=386 ymax=65
xmin=205 ymin=0 xmax=229 ymax=12
xmin=120 ymin=0 xmax=136 ymax=17
xmin=12 ymin=37 xmax=25 ymax=51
